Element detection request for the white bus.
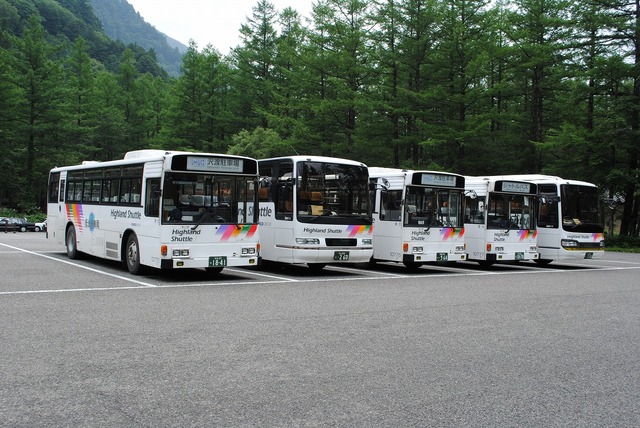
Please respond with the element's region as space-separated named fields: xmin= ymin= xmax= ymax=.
xmin=368 ymin=168 xmax=466 ymax=269
xmin=257 ymin=156 xmax=373 ymax=269
xmin=501 ymin=175 xmax=605 ymax=264
xmin=464 ymin=176 xmax=539 ymax=266
xmin=47 ymin=150 xmax=260 ymax=275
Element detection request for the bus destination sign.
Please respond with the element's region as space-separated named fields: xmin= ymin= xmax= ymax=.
xmin=500 ymin=181 xmax=533 ymax=194
xmin=187 ymin=156 xmax=244 ymax=173
xmin=420 ymin=173 xmax=457 ymax=187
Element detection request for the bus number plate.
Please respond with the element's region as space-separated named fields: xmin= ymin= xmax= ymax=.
xmin=209 ymin=256 xmax=227 ymax=267
xmin=584 ymin=252 xmax=593 ymax=259
xmin=436 ymin=253 xmax=448 ymax=261
xmin=333 ymin=251 xmax=350 ymax=261
xmin=515 ymin=252 xmax=524 ymax=260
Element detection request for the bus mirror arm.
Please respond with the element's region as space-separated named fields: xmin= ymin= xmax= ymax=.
xmin=465 ymin=190 xmax=477 ymax=199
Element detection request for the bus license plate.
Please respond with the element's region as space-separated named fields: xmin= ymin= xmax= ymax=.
xmin=436 ymin=253 xmax=448 ymax=261
xmin=515 ymin=252 xmax=524 ymax=260
xmin=334 ymin=251 xmax=350 ymax=261
xmin=584 ymin=252 xmax=593 ymax=259
xmin=209 ymin=256 xmax=227 ymax=267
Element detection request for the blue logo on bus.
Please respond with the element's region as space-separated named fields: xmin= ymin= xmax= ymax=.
xmin=88 ymin=212 xmax=96 ymax=232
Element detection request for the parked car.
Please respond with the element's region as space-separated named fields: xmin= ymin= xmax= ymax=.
xmin=34 ymin=219 xmax=47 ymax=232
xmin=0 ymin=217 xmax=36 ymax=232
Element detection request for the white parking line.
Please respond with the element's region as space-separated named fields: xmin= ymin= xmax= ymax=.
xmin=0 ymin=242 xmax=157 ymax=288
xmin=224 ymin=267 xmax=299 ymax=282
xmin=325 ymin=264 xmax=406 ymax=277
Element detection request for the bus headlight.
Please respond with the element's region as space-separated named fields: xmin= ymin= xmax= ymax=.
xmin=561 ymin=239 xmax=579 ymax=248
xmin=296 ymin=238 xmax=320 ymax=245
xmin=412 ymin=246 xmax=423 ymax=254
xmin=362 ymin=238 xmax=372 ymax=245
xmin=455 ymin=245 xmax=465 ymax=252
xmin=494 ymin=246 xmax=504 ymax=253
xmin=530 ymin=246 xmax=538 ymax=253
xmin=172 ymin=249 xmax=190 ymax=258
xmin=599 ymin=241 xmax=605 ymax=247
xmin=241 ymin=247 xmax=256 ymax=256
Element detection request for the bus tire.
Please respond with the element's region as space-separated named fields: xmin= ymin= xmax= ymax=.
xmin=205 ymin=267 xmax=224 ymax=274
xmin=66 ymin=226 xmax=79 ymax=259
xmin=535 ymin=259 xmax=553 ymax=266
xmin=308 ymin=263 xmax=326 ymax=271
xmin=125 ymin=233 xmax=144 ymax=275
xmin=478 ymin=260 xmax=495 ymax=268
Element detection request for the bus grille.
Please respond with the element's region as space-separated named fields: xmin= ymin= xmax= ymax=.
xmin=326 ymin=238 xmax=357 ymax=247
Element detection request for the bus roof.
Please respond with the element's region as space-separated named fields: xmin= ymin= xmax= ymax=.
xmin=495 ymin=174 xmax=597 ymax=188
xmin=259 ymin=155 xmax=367 ymax=168
xmin=50 ymin=150 xmax=257 ymax=172
xmin=368 ymin=167 xmax=463 ymax=179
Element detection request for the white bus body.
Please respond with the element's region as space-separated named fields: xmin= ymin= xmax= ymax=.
xmin=258 ymin=156 xmax=373 ymax=269
xmin=47 ymin=150 xmax=260 ymax=274
xmin=500 ymin=175 xmax=605 ymax=264
xmin=368 ymin=167 xmax=466 ymax=269
xmin=464 ymin=176 xmax=539 ymax=265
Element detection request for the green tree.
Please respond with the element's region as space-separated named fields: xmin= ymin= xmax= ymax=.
xmin=10 ymin=16 xmax=70 ymax=208
xmin=233 ymin=0 xmax=278 ymax=130
xmin=306 ymin=0 xmax=375 ymax=157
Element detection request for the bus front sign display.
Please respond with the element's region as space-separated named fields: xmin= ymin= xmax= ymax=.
xmin=187 ymin=156 xmax=244 ymax=173
xmin=498 ymin=181 xmax=534 ymax=194
xmin=420 ymin=173 xmax=458 ymax=187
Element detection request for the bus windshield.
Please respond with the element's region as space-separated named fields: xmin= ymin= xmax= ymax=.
xmin=162 ymin=172 xmax=255 ymax=225
xmin=560 ymin=185 xmax=603 ymax=232
xmin=486 ymin=193 xmax=535 ymax=230
xmin=404 ymin=186 xmax=463 ymax=227
xmin=296 ymin=161 xmax=370 ymax=224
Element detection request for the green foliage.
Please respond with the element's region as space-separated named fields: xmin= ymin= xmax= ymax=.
xmin=227 ymin=127 xmax=292 ymax=159
xmin=605 ymin=235 xmax=640 ymax=252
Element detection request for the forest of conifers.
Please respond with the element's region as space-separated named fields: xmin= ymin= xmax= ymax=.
xmin=0 ymin=0 xmax=639 ymax=236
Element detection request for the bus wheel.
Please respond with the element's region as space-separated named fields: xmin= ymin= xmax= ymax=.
xmin=125 ymin=234 xmax=144 ymax=275
xmin=66 ymin=226 xmax=79 ymax=259
xmin=403 ymin=261 xmax=421 ymax=271
xmin=205 ymin=267 xmax=224 ymax=274
xmin=535 ymin=259 xmax=553 ymax=266
xmin=308 ymin=263 xmax=326 ymax=271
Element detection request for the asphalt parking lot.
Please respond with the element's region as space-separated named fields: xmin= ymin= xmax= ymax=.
xmin=1 ymin=232 xmax=639 ymax=427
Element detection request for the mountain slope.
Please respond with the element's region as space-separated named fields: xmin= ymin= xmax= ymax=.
xmin=89 ymin=0 xmax=186 ymax=76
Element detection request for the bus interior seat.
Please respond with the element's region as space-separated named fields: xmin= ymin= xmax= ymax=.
xmin=258 ymin=187 xmax=269 ymax=201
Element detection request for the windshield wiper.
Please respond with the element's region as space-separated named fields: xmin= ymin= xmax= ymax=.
xmin=191 ymin=211 xmax=211 ymax=231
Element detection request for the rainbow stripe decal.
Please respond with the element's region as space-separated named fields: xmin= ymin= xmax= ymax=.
xmin=518 ymin=230 xmax=538 ymax=241
xmin=592 ymin=233 xmax=604 ymax=242
xmin=346 ymin=224 xmax=373 ymax=237
xmin=215 ymin=224 xmax=258 ymax=241
xmin=65 ymin=204 xmax=84 ymax=232
xmin=440 ymin=227 xmax=464 ymax=240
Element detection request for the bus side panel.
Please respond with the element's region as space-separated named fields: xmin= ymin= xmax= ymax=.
xmin=258 ymin=201 xmax=298 ymax=264
xmin=464 ymin=224 xmax=488 ymax=261
xmin=372 ymin=217 xmax=403 ymax=262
